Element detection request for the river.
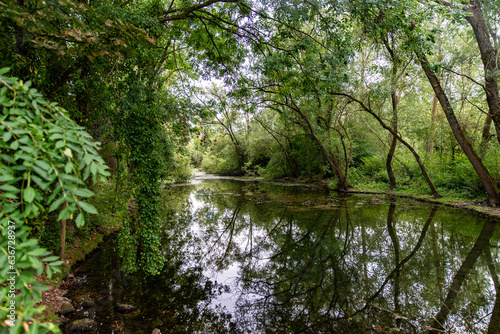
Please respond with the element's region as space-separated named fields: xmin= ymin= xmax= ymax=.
xmin=65 ymin=175 xmax=500 ymax=333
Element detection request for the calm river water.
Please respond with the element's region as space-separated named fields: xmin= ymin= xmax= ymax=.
xmin=65 ymin=175 xmax=500 ymax=333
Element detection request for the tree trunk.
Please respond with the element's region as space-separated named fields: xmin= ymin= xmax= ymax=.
xmin=294 ymin=106 xmax=348 ymax=190
xmin=360 ymin=205 xmax=437 ymax=314
xmin=428 ymin=219 xmax=497 ymax=333
xmin=385 ymin=41 xmax=399 ymax=191
xmin=386 ymin=200 xmax=401 ymax=320
xmin=387 ymin=99 xmax=398 ymax=191
xmin=418 ymin=52 xmax=500 ymax=206
xmin=430 ymin=221 xmax=444 ymax=302
xmin=485 ymin=245 xmax=500 ymax=333
xmin=464 ymin=0 xmax=500 ymax=145
xmin=334 ymin=93 xmax=440 ymax=197
xmin=216 ymin=115 xmax=246 ymax=164
xmin=480 ymin=113 xmax=492 ymax=159
xmin=428 ymin=95 xmax=438 ymax=155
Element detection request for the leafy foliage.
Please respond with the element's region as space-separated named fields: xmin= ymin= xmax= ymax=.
xmin=0 ymin=69 xmax=108 ymax=333
xmin=0 ymin=69 xmax=109 ymax=224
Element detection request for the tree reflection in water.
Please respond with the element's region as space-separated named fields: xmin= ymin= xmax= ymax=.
xmin=68 ymin=179 xmax=499 ymax=334
xmin=189 ymin=180 xmax=499 ymax=333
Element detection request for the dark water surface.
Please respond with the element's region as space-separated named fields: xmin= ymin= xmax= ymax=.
xmin=66 ymin=176 xmax=500 ymax=333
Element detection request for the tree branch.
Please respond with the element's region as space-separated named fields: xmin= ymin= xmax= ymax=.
xmin=159 ymin=0 xmax=241 ymax=23
xmin=441 ymin=66 xmax=485 ymax=89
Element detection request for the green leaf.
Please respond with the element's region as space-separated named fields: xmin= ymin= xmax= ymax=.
xmin=2 ymin=192 xmax=18 ymax=200
xmin=49 ymin=133 xmax=64 ymax=140
xmin=18 ymin=136 xmax=30 ymax=144
xmin=46 ymin=265 xmax=52 ymax=279
xmin=48 ymin=183 xmax=62 ymax=203
xmin=75 ymin=212 xmax=85 ymax=227
xmin=28 ymin=248 xmax=50 ymax=256
xmin=49 ymin=196 xmax=66 ymax=212
xmin=24 ymin=186 xmax=36 ymax=203
xmin=42 ymin=256 xmax=60 ymax=262
xmin=0 ymin=184 xmax=20 ymax=193
xmin=72 ymin=188 xmax=94 ymax=197
xmin=2 ymin=132 xmax=12 ymax=142
xmin=19 ymin=239 xmax=38 ymax=248
xmin=20 ymin=145 xmax=37 ymax=155
xmin=0 ymin=154 xmax=16 ymax=164
xmin=90 ymin=162 xmax=97 ymax=175
xmin=32 ymin=283 xmax=49 ymax=292
xmin=34 ymin=160 xmax=51 ymax=171
xmin=59 ymin=173 xmax=84 ymax=184
xmin=77 ymin=201 xmax=98 ymax=214
xmin=0 ymin=173 xmax=15 ymax=182
xmin=50 ymin=260 xmax=64 ymax=266
xmin=3 ymin=202 xmax=20 ymax=213
xmin=65 ymin=161 xmax=73 ymax=174
xmin=83 ymin=166 xmax=91 ymax=180
xmin=31 ymin=175 xmax=50 ymax=190
xmin=57 ymin=205 xmax=71 ymax=221
xmin=32 ymin=165 xmax=50 ymax=180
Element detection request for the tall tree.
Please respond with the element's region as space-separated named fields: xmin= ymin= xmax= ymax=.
xmin=461 ymin=0 xmax=500 ymax=145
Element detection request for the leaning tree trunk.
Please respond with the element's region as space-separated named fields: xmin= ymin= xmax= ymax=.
xmin=386 ymin=200 xmax=401 ymax=319
xmin=418 ymin=52 xmax=500 ymax=206
xmin=333 ymin=93 xmax=441 ymax=198
xmin=464 ymin=0 xmax=500 ymax=145
xmin=294 ymin=106 xmax=349 ymax=190
xmin=485 ymin=244 xmax=500 ymax=334
xmin=428 ymin=219 xmax=497 ymax=333
xmin=385 ymin=40 xmax=400 ymax=191
xmin=428 ymin=95 xmax=439 ymax=155
xmin=387 ymin=90 xmax=398 ymax=191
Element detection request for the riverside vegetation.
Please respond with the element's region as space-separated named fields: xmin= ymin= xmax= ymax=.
xmin=0 ymin=0 xmax=500 ymax=333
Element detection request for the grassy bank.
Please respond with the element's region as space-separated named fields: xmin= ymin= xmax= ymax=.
xmin=342 ymin=186 xmax=500 ymax=220
xmin=330 ymin=178 xmax=500 ymax=219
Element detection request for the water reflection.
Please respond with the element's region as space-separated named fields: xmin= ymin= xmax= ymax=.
xmin=66 ymin=178 xmax=500 ymax=334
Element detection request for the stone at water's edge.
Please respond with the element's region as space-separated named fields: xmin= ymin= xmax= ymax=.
xmin=81 ymin=298 xmax=95 ymax=308
xmin=116 ymin=303 xmax=137 ymax=313
xmin=66 ymin=319 xmax=97 ymax=332
xmin=55 ymin=296 xmax=71 ymax=303
xmin=58 ymin=301 xmax=75 ymax=315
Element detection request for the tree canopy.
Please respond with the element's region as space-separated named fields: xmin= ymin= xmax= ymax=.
xmin=1 ymin=0 xmax=500 ymax=331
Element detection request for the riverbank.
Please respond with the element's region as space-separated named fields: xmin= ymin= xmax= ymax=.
xmin=35 ymin=219 xmax=121 ymax=327
xmin=343 ymin=188 xmax=500 ymax=220
xmin=299 ymin=179 xmax=500 ymax=220
xmin=190 ymin=172 xmax=500 ymax=219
